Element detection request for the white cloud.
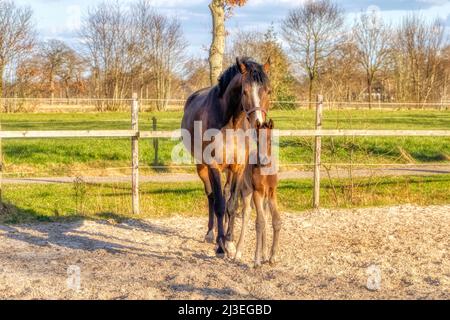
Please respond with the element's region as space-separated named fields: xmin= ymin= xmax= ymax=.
xmin=66 ymin=5 xmax=81 ymax=31
xmin=246 ymin=0 xmax=305 ymax=7
xmin=416 ymin=0 xmax=449 ymax=5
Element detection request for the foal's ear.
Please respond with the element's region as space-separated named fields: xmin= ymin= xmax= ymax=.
xmin=263 ymin=57 xmax=271 ymax=74
xmin=256 ymin=119 xmax=262 ymax=129
xmin=268 ymin=119 xmax=274 ymax=129
xmin=236 ymin=57 xmax=247 ymax=74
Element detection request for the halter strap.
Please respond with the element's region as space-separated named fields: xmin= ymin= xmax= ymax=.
xmin=244 ymin=106 xmax=267 ymax=118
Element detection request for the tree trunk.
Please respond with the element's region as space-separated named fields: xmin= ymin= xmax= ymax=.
xmin=0 ymin=63 xmax=4 ymax=99
xmin=208 ymin=0 xmax=225 ymax=86
xmin=367 ymin=76 xmax=372 ymax=110
xmin=49 ymin=66 xmax=55 ymax=105
xmin=308 ymin=77 xmax=314 ymax=110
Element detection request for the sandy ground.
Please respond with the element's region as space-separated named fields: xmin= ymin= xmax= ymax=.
xmin=0 ymin=204 xmax=448 ymax=300
xmin=3 ymin=165 xmax=450 ymax=184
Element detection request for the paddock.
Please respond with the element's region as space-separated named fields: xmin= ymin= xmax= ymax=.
xmin=0 ymin=204 xmax=448 ymax=299
xmin=0 ymin=98 xmax=449 ymax=300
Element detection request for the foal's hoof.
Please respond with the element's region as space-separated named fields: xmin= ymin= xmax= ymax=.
xmin=234 ymin=251 xmax=242 ymax=261
xmin=225 ymin=241 xmax=236 ymax=259
xmin=204 ymin=230 xmax=215 ymax=244
xmin=269 ymin=257 xmax=278 ymax=266
xmin=254 ymin=261 xmax=262 ymax=269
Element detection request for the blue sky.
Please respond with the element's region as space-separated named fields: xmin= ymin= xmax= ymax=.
xmin=15 ymin=0 xmax=450 ymax=58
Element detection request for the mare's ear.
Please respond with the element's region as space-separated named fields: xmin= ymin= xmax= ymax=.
xmin=268 ymin=119 xmax=274 ymax=129
xmin=256 ymin=119 xmax=262 ymax=129
xmin=263 ymin=57 xmax=271 ymax=74
xmin=236 ymin=57 xmax=247 ymax=74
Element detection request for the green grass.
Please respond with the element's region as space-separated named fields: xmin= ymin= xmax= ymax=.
xmin=1 ymin=109 xmax=449 ymax=176
xmin=1 ymin=175 xmax=449 ymax=224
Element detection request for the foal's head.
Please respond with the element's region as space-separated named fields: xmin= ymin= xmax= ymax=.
xmin=256 ymin=119 xmax=274 ymax=167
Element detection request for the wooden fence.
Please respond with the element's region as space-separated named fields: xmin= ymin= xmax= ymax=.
xmin=1 ymin=94 xmax=450 ymax=213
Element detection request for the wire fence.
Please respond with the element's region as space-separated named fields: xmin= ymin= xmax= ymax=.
xmin=1 ymin=97 xmax=450 ymax=113
xmin=1 ymin=96 xmax=449 ymax=218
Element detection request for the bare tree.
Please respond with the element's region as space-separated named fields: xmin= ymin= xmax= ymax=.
xmin=394 ymin=15 xmax=445 ymax=105
xmin=183 ymin=58 xmax=210 ymax=94
xmin=131 ymin=0 xmax=187 ymax=110
xmin=0 ymin=0 xmax=34 ymax=98
xmin=80 ymin=1 xmax=187 ymax=110
xmin=40 ymin=40 xmax=71 ymax=102
xmin=352 ymin=11 xmax=391 ymax=108
xmin=227 ymin=25 xmax=296 ymax=104
xmin=208 ymin=0 xmax=247 ymax=86
xmin=282 ymin=0 xmax=344 ymax=108
xmin=320 ymin=42 xmax=363 ymax=103
xmin=80 ymin=1 xmax=133 ymax=106
xmin=57 ymin=48 xmax=87 ymax=99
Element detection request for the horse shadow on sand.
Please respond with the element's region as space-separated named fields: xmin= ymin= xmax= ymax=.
xmin=0 ymin=203 xmax=204 ymax=262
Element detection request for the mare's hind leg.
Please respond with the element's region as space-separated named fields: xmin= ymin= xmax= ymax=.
xmin=209 ymin=167 xmax=227 ymax=257
xmin=268 ymin=190 xmax=282 ymax=265
xmin=197 ymin=165 xmax=215 ymax=243
xmin=235 ymin=188 xmax=252 ymax=261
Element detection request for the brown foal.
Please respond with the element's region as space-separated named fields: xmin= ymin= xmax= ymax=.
xmin=234 ymin=119 xmax=282 ymax=267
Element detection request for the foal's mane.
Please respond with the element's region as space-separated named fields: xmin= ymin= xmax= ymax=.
xmin=217 ymin=57 xmax=269 ymax=97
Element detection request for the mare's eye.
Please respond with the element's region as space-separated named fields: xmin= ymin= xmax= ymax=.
xmin=268 ymin=89 xmax=272 ymax=95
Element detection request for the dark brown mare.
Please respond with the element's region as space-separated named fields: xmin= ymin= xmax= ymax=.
xmin=181 ymin=57 xmax=271 ymax=257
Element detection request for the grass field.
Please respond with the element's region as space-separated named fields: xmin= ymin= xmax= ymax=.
xmin=1 ymin=109 xmax=449 ymax=176
xmin=1 ymin=174 xmax=450 ymax=224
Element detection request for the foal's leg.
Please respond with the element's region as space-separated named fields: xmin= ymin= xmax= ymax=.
xmin=197 ymin=165 xmax=215 ymax=243
xmin=261 ymin=198 xmax=269 ymax=263
xmin=253 ymin=190 xmax=266 ymax=268
xmin=209 ymin=167 xmax=227 ymax=257
xmin=268 ymin=190 xmax=282 ymax=265
xmin=235 ymin=187 xmax=252 ymax=261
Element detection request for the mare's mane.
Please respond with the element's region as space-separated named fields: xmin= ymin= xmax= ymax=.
xmin=217 ymin=57 xmax=269 ymax=97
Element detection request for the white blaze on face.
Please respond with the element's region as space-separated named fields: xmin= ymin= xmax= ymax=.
xmin=251 ymin=83 xmax=264 ymax=124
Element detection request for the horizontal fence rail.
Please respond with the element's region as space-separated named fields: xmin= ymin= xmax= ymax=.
xmin=0 ymin=130 xmax=137 ymax=139
xmin=2 ymin=129 xmax=450 ymax=139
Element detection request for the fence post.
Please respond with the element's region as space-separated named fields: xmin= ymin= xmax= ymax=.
xmin=313 ymin=95 xmax=323 ymax=209
xmin=0 ymin=121 xmax=2 ymax=210
xmin=131 ymin=93 xmax=140 ymax=215
xmin=152 ymin=117 xmax=159 ymax=165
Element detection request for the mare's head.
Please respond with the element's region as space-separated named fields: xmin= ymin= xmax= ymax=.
xmin=256 ymin=119 xmax=274 ymax=167
xmin=218 ymin=57 xmax=271 ymax=127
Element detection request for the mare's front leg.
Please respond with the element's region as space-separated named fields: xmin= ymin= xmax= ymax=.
xmin=235 ymin=186 xmax=252 ymax=261
xmin=209 ymin=167 xmax=227 ymax=257
xmin=197 ymin=164 xmax=215 ymax=243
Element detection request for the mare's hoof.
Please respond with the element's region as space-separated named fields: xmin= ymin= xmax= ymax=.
xmin=215 ymin=239 xmax=226 ymax=258
xmin=204 ymin=230 xmax=215 ymax=244
xmin=254 ymin=262 xmax=262 ymax=269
